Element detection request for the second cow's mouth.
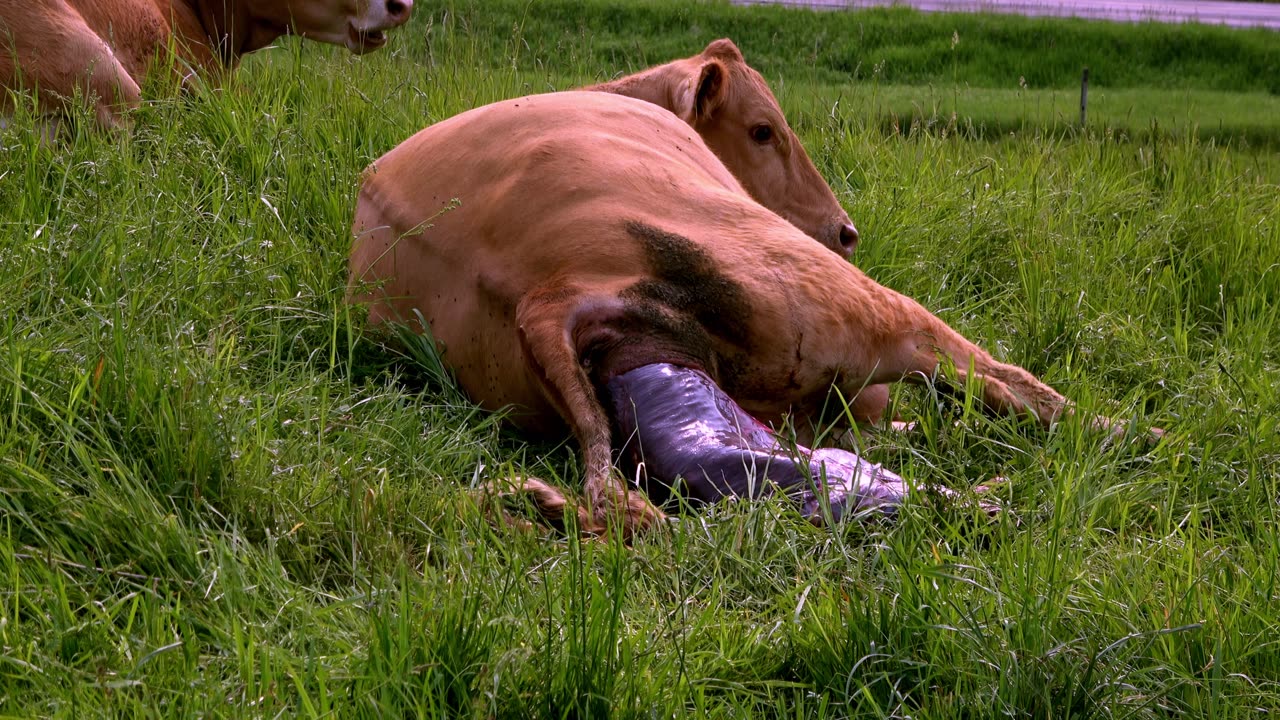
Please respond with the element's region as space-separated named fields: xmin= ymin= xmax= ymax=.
xmin=348 ymin=24 xmax=388 ymax=53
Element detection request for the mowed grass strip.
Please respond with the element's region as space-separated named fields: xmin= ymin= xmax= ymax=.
xmin=425 ymin=0 xmax=1280 ymax=92
xmin=1 ymin=1 xmax=1279 ymax=717
xmin=774 ymin=82 xmax=1280 ymax=150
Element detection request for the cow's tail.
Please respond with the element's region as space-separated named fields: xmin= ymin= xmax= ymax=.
xmin=479 ymin=476 xmax=604 ymax=537
xmin=481 ymin=476 xmax=670 ymax=539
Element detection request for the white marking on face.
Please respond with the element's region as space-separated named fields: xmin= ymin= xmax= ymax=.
xmin=289 ymin=0 xmax=414 ymax=54
xmin=346 ymin=0 xmax=414 ymax=53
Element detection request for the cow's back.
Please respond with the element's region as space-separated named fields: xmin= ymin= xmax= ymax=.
xmin=355 ymin=92 xmax=750 ymax=262
xmin=350 ymin=91 xmax=767 ymax=318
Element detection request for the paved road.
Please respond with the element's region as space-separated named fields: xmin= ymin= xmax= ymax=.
xmin=730 ymin=0 xmax=1280 ymax=30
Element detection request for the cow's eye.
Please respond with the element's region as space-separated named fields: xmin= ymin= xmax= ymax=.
xmin=749 ymin=124 xmax=774 ymax=144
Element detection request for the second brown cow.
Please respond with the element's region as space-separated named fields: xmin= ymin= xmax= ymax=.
xmin=0 ymin=0 xmax=413 ymax=129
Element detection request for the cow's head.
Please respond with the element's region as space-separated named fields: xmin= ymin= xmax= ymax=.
xmin=272 ymin=0 xmax=414 ymax=54
xmin=592 ymin=39 xmax=859 ymax=256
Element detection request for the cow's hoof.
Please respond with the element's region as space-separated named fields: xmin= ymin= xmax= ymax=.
xmin=621 ymin=489 xmax=667 ymax=536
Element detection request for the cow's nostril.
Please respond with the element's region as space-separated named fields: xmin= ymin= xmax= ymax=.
xmin=839 ymin=223 xmax=859 ymax=253
xmin=386 ymin=0 xmax=411 ymax=21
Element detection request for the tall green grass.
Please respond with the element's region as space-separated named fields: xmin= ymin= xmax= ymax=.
xmin=2 ymin=2 xmax=1279 ymax=716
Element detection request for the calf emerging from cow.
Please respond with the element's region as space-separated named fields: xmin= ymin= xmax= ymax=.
xmin=349 ymin=92 xmax=1154 ymax=537
xmin=0 ymin=0 xmax=412 ymax=130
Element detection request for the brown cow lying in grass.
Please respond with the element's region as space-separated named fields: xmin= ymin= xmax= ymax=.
xmin=0 ymin=0 xmax=413 ymax=130
xmin=589 ymin=38 xmax=859 ymax=258
xmin=348 ymin=92 xmax=1149 ymax=537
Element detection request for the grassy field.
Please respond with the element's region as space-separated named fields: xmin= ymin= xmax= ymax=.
xmin=3 ymin=0 xmax=1280 ymax=716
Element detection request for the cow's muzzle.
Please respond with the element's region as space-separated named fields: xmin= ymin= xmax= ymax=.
xmin=838 ymin=222 xmax=859 ymax=256
xmin=347 ymin=0 xmax=413 ymax=53
xmin=347 ymin=25 xmax=388 ymax=52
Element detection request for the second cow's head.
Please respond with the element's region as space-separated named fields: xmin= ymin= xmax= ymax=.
xmin=270 ymin=0 xmax=414 ymax=54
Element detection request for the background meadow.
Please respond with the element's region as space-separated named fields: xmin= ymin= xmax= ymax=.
xmin=2 ymin=0 xmax=1278 ymax=716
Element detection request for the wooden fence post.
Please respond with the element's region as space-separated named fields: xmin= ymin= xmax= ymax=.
xmin=1080 ymin=67 xmax=1090 ymax=128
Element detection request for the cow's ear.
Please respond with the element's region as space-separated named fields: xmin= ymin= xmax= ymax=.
xmin=685 ymin=59 xmax=727 ymax=123
xmin=702 ymin=38 xmax=744 ymax=62
xmin=672 ymin=59 xmax=728 ymax=123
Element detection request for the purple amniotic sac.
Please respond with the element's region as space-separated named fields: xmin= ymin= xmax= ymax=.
xmin=605 ymin=363 xmax=916 ymax=522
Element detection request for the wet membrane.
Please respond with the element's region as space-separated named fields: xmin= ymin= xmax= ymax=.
xmin=606 ymin=363 xmax=915 ymax=523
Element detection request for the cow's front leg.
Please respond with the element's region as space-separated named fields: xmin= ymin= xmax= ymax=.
xmin=865 ymin=295 xmax=1161 ymax=440
xmin=16 ymin=11 xmax=144 ymax=130
xmin=607 ymin=363 xmax=916 ymax=522
xmin=512 ymin=290 xmax=665 ymax=538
